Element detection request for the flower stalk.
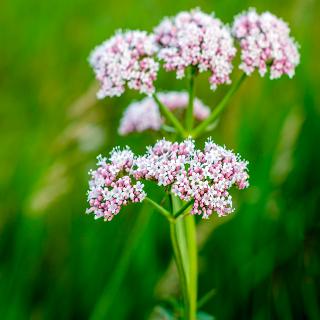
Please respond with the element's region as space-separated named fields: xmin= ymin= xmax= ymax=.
xmin=145 ymin=196 xmax=173 ymax=221
xmin=153 ymin=93 xmax=187 ymax=138
xmin=185 ymin=67 xmax=196 ymax=132
xmin=171 ymin=196 xmax=197 ymax=320
xmin=192 ymin=73 xmax=247 ymax=138
xmin=174 ymin=199 xmax=194 ymax=218
xmin=170 ymin=218 xmax=191 ymax=319
xmin=184 ymin=214 xmax=197 ymax=320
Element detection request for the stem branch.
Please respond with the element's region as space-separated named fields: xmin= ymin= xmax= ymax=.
xmin=174 ymin=199 xmax=194 ymax=218
xmin=144 ymin=197 xmax=172 ymax=221
xmin=192 ymin=73 xmax=246 ymax=137
xmin=153 ymin=93 xmax=187 ymax=138
xmin=186 ymin=67 xmax=196 ymax=131
xmin=197 ymin=288 xmax=216 ymax=309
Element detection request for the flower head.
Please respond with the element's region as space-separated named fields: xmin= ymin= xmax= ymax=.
xmin=154 ymin=8 xmax=236 ymax=90
xmin=133 ymin=138 xmax=249 ymax=218
xmin=89 ymin=30 xmax=159 ymax=98
xmin=232 ymin=9 xmax=300 ymax=79
xmin=172 ymin=139 xmax=249 ymax=217
xmin=87 ymin=139 xmax=249 ymax=221
xmin=118 ymin=91 xmax=210 ymax=135
xmin=86 ymin=147 xmax=146 ymax=221
xmin=133 ymin=138 xmax=196 ymax=186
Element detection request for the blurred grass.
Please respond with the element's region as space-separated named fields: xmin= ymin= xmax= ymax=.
xmin=1 ymin=0 xmax=320 ymax=319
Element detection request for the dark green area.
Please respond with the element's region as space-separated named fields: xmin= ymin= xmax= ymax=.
xmin=1 ymin=0 xmax=319 ymax=319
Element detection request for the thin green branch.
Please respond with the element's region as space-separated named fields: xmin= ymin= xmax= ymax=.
xmin=174 ymin=199 xmax=194 ymax=218
xmin=192 ymin=73 xmax=247 ymax=138
xmin=168 ymin=193 xmax=173 ymax=214
xmin=197 ymin=288 xmax=216 ymax=309
xmin=185 ymin=67 xmax=196 ymax=131
xmin=153 ymin=93 xmax=187 ymax=138
xmin=145 ymin=197 xmax=172 ymax=221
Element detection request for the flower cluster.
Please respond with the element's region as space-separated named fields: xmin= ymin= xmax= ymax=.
xmin=89 ymin=8 xmax=300 ymax=99
xmin=232 ymin=9 xmax=300 ymax=79
xmin=154 ymin=9 xmax=236 ymax=90
xmin=86 ymin=148 xmax=146 ymax=221
xmin=87 ymin=139 xmax=249 ymax=221
xmin=133 ymin=138 xmax=249 ymax=218
xmin=174 ymin=140 xmax=249 ymax=217
xmin=89 ymin=30 xmax=159 ymax=98
xmin=118 ymin=92 xmax=210 ymax=135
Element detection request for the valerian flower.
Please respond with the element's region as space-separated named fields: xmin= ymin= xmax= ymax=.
xmin=154 ymin=8 xmax=236 ymax=90
xmin=87 ymin=139 xmax=249 ymax=221
xmin=133 ymin=138 xmax=249 ymax=218
xmin=89 ymin=30 xmax=159 ymax=98
xmin=232 ymin=9 xmax=300 ymax=79
xmin=86 ymin=148 xmax=146 ymax=221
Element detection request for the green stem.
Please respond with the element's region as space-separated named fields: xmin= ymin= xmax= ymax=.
xmin=171 ymin=196 xmax=197 ymax=320
xmin=153 ymin=93 xmax=187 ymax=138
xmin=170 ymin=220 xmax=191 ymax=319
xmin=184 ymin=215 xmax=197 ymax=319
xmin=186 ymin=67 xmax=196 ymax=131
xmin=174 ymin=199 xmax=194 ymax=218
xmin=144 ymin=197 xmax=172 ymax=221
xmin=197 ymin=288 xmax=216 ymax=309
xmin=192 ymin=73 xmax=247 ymax=138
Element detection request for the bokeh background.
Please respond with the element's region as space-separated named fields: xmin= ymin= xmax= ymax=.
xmin=1 ymin=0 xmax=320 ymax=319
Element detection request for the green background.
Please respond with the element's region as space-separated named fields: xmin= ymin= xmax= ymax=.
xmin=1 ymin=0 xmax=319 ymax=319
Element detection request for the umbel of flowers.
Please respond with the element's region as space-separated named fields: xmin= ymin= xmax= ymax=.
xmin=87 ymin=138 xmax=249 ymax=221
xmin=89 ymin=30 xmax=159 ymax=98
xmin=86 ymin=7 xmax=299 ymax=320
xmin=232 ymin=9 xmax=300 ymax=79
xmin=89 ymin=8 xmax=300 ymax=100
xmin=153 ymin=9 xmax=236 ymax=90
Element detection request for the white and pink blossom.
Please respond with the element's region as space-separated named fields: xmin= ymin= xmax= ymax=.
xmin=89 ymin=30 xmax=159 ymax=98
xmin=133 ymin=138 xmax=249 ymax=218
xmin=232 ymin=9 xmax=300 ymax=79
xmin=87 ymin=139 xmax=249 ymax=221
xmin=86 ymin=148 xmax=146 ymax=221
xmin=154 ymin=8 xmax=236 ymax=90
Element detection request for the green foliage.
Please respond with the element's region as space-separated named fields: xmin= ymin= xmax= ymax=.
xmin=1 ymin=0 xmax=319 ymax=319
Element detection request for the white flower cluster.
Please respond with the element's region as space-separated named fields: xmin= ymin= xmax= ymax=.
xmin=232 ymin=9 xmax=300 ymax=79
xmin=87 ymin=138 xmax=249 ymax=221
xmin=89 ymin=30 xmax=159 ymax=98
xmin=132 ymin=138 xmax=249 ymax=218
xmin=89 ymin=8 xmax=300 ymax=99
xmin=86 ymin=148 xmax=146 ymax=221
xmin=118 ymin=91 xmax=210 ymax=135
xmin=154 ymin=8 xmax=236 ymax=90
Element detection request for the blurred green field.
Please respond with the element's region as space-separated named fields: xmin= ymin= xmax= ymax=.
xmin=1 ymin=0 xmax=320 ymax=319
